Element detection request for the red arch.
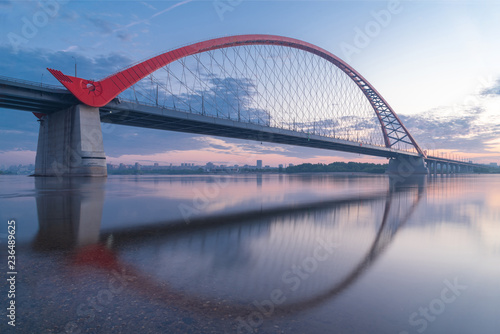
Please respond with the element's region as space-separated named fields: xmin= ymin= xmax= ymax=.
xmin=48 ymin=34 xmax=423 ymax=155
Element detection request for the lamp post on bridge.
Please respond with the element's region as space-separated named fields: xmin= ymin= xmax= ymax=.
xmin=71 ymin=56 xmax=77 ymax=77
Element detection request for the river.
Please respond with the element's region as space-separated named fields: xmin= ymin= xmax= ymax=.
xmin=0 ymin=174 xmax=499 ymax=333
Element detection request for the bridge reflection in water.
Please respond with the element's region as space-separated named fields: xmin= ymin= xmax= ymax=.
xmin=32 ymin=175 xmax=425 ymax=331
xmin=33 ymin=177 xmax=105 ymax=251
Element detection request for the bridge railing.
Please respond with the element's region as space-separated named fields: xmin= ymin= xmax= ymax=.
xmin=0 ymin=74 xmax=64 ymax=90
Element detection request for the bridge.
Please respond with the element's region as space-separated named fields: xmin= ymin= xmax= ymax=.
xmin=0 ymin=35 xmax=479 ymax=176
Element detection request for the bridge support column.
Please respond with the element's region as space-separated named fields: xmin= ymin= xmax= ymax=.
xmin=386 ymin=156 xmax=429 ymax=176
xmin=428 ymin=161 xmax=437 ymax=176
xmin=34 ymin=104 xmax=107 ymax=177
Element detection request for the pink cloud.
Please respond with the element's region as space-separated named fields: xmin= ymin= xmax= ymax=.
xmin=0 ymin=150 xmax=36 ymax=166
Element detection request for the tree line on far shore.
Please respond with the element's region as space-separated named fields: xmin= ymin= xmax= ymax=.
xmin=285 ymin=162 xmax=387 ymax=174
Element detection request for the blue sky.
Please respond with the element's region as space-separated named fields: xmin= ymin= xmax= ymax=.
xmin=1 ymin=0 xmax=500 ymax=167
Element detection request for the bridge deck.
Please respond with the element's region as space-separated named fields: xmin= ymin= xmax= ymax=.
xmin=0 ymin=77 xmax=77 ymax=114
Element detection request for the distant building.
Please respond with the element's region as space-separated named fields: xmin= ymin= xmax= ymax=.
xmin=257 ymin=160 xmax=263 ymax=169
xmin=490 ymin=163 xmax=498 ymax=168
xmin=135 ymin=162 xmax=141 ymax=171
xmin=205 ymin=162 xmax=214 ymax=172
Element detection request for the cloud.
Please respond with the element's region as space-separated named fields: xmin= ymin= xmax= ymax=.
xmin=400 ymin=105 xmax=500 ymax=153
xmin=0 ymin=111 xmax=39 ymax=152
xmin=151 ymin=0 xmax=194 ymax=18
xmin=392 ymin=76 xmax=500 ymax=158
xmin=208 ymin=143 xmax=233 ymax=151
xmin=116 ymin=31 xmax=137 ymax=42
xmin=140 ymin=1 xmax=157 ymax=11
xmin=0 ymin=45 xmax=133 ymax=84
xmin=59 ymin=10 xmax=79 ymax=21
xmin=85 ymin=15 xmax=116 ymax=34
xmin=121 ymin=74 xmax=270 ymax=125
xmin=106 ymin=142 xmax=382 ymax=166
xmin=0 ymin=130 xmax=25 ymax=135
xmin=196 ymin=137 xmax=276 ymax=157
xmin=0 ymin=149 xmax=36 ymax=166
xmin=103 ymin=126 xmax=203 ymax=157
xmin=62 ymin=45 xmax=78 ymax=52
xmin=113 ymin=0 xmax=194 ymax=33
xmin=482 ymin=78 xmax=500 ymax=95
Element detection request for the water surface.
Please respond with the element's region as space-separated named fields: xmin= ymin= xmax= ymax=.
xmin=0 ymin=174 xmax=499 ymax=333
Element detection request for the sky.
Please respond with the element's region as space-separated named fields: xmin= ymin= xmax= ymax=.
xmin=1 ymin=0 xmax=500 ymax=167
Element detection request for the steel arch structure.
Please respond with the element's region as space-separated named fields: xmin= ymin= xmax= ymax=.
xmin=48 ymin=34 xmax=424 ymax=155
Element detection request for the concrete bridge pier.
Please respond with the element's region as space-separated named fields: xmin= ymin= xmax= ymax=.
xmin=34 ymin=104 xmax=107 ymax=177
xmin=428 ymin=161 xmax=438 ymax=176
xmin=386 ymin=156 xmax=429 ymax=176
